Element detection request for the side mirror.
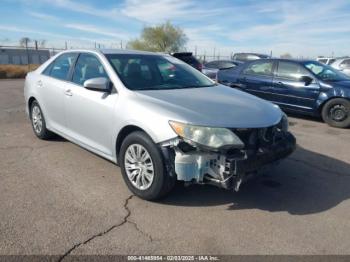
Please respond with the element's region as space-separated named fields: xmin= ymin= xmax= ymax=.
xmin=300 ymin=76 xmax=313 ymax=86
xmin=83 ymin=77 xmax=110 ymax=92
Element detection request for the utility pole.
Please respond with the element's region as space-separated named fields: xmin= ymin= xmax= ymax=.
xmin=65 ymin=41 xmax=68 ymax=50
xmin=194 ymin=45 xmax=197 ymax=57
xmin=34 ymin=40 xmax=38 ymax=50
xmin=213 ymin=47 xmax=216 ymax=61
xmin=25 ymin=39 xmax=30 ymax=70
xmin=120 ymin=40 xmax=123 ymax=49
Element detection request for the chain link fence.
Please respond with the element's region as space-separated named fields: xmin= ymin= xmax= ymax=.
xmin=0 ymin=45 xmax=235 ymax=66
xmin=0 ymin=45 xmax=66 ymax=65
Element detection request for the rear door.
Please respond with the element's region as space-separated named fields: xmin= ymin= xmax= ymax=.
xmin=40 ymin=53 xmax=77 ymax=133
xmin=273 ymin=61 xmax=320 ymax=111
xmin=64 ymin=53 xmax=118 ymax=156
xmin=237 ymin=60 xmax=276 ymax=101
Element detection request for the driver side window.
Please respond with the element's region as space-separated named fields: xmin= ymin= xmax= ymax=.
xmin=72 ymin=53 xmax=109 ymax=86
xmin=276 ymin=62 xmax=313 ymax=81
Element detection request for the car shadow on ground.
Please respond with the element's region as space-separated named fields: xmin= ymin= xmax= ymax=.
xmin=286 ymin=112 xmax=323 ymax=123
xmin=49 ymin=135 xmax=67 ymax=142
xmin=160 ymin=146 xmax=350 ymax=215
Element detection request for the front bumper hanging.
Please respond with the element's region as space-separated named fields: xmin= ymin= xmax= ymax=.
xmin=161 ymin=130 xmax=296 ymax=192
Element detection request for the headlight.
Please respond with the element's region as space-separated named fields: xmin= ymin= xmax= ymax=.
xmin=281 ymin=113 xmax=289 ymax=132
xmin=169 ymin=121 xmax=244 ymax=149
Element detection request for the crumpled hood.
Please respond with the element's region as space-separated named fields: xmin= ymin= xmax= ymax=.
xmin=133 ymin=85 xmax=283 ymax=128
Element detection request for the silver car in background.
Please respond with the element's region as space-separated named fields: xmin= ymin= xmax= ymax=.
xmin=24 ymin=49 xmax=296 ymax=200
xmin=331 ymin=58 xmax=350 ymax=76
xmin=202 ymin=60 xmax=241 ymax=80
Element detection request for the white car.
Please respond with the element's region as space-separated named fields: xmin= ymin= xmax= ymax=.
xmin=316 ymin=57 xmax=336 ymax=65
xmin=331 ymin=58 xmax=350 ymax=76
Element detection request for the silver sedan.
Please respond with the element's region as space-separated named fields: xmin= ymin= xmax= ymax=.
xmin=24 ymin=49 xmax=295 ymax=200
xmin=331 ymin=58 xmax=350 ymax=76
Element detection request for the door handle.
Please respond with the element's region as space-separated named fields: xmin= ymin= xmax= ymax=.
xmin=65 ymin=89 xmax=73 ymax=96
xmin=276 ymin=81 xmax=284 ymax=87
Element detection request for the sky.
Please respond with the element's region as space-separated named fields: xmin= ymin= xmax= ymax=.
xmin=0 ymin=0 xmax=350 ymax=58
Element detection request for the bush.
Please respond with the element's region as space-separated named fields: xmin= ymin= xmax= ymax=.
xmin=0 ymin=70 xmax=6 ymax=79
xmin=0 ymin=64 xmax=40 ymax=79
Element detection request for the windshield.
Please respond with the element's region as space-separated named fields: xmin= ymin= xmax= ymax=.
xmin=106 ymin=54 xmax=214 ymax=90
xmin=303 ymin=61 xmax=350 ymax=82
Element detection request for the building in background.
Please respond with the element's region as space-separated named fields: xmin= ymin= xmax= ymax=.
xmin=0 ymin=47 xmax=50 ymax=65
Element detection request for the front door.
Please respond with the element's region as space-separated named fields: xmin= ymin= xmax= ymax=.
xmin=273 ymin=61 xmax=320 ymax=112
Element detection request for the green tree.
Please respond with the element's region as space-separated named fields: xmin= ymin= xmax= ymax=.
xmin=127 ymin=21 xmax=187 ymax=52
xmin=280 ymin=53 xmax=292 ymax=59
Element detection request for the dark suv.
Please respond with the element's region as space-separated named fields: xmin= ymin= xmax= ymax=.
xmin=218 ymin=59 xmax=350 ymax=128
xmin=171 ymin=52 xmax=202 ymax=71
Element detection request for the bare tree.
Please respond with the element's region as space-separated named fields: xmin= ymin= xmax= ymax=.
xmin=19 ymin=37 xmax=31 ymax=48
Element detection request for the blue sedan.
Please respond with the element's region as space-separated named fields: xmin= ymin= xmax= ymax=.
xmin=217 ymin=59 xmax=350 ymax=128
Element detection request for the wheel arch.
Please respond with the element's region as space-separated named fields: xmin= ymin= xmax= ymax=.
xmin=28 ymin=96 xmax=37 ymax=118
xmin=318 ymin=96 xmax=350 ymax=114
xmin=115 ymin=125 xmax=148 ymax=161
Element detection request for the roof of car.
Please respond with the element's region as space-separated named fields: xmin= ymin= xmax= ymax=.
xmin=246 ymin=58 xmax=317 ymax=64
xmin=234 ymin=52 xmax=270 ymax=57
xmin=60 ymin=48 xmax=161 ymax=56
xmin=207 ymin=60 xmax=235 ymax=63
xmin=100 ymin=49 xmax=158 ymax=55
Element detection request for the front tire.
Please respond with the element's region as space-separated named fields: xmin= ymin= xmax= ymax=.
xmin=321 ymin=98 xmax=350 ymax=128
xmin=119 ymin=131 xmax=175 ymax=200
xmin=30 ymin=100 xmax=54 ymax=139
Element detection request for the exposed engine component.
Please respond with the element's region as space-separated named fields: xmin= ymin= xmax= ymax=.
xmin=160 ymin=122 xmax=296 ymax=192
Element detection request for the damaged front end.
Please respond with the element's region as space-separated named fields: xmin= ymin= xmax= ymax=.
xmin=160 ymin=117 xmax=296 ymax=192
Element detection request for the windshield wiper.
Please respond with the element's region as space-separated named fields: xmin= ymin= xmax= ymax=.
xmin=134 ymin=84 xmax=216 ymax=91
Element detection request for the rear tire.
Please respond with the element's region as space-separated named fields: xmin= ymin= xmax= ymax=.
xmin=119 ymin=131 xmax=175 ymax=200
xmin=30 ymin=100 xmax=54 ymax=139
xmin=321 ymin=98 xmax=350 ymax=128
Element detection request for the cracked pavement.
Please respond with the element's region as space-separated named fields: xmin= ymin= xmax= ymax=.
xmin=0 ymin=80 xmax=350 ymax=258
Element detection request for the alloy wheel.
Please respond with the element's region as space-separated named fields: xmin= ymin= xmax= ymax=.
xmin=32 ymin=105 xmax=43 ymax=134
xmin=124 ymin=143 xmax=154 ymax=190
